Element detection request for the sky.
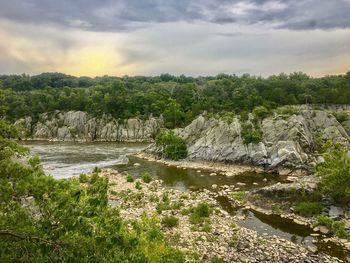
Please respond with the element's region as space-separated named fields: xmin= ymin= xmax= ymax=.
xmin=0 ymin=0 xmax=349 ymax=77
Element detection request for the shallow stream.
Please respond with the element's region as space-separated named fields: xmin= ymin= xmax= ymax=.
xmin=21 ymin=141 xmax=349 ymax=261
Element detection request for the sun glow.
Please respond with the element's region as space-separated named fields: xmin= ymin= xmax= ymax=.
xmin=57 ymin=47 xmax=126 ymax=77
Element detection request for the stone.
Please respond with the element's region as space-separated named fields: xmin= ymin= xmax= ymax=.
xmin=329 ymin=206 xmax=344 ymax=219
xmin=307 ymin=245 xmax=318 ymax=253
xmin=319 ymin=226 xmax=329 ymax=234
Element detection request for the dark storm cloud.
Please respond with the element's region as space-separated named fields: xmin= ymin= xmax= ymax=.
xmin=0 ymin=0 xmax=349 ymax=31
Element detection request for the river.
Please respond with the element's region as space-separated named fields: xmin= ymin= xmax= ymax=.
xmin=21 ymin=141 xmax=349 ymax=262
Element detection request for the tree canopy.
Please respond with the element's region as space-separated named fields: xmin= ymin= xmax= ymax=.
xmin=1 ymin=72 xmax=350 ymax=126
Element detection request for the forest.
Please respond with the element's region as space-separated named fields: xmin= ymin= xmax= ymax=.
xmin=1 ymin=72 xmax=350 ymax=128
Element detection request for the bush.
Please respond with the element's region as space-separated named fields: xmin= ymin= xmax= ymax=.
xmin=231 ymin=191 xmax=247 ymax=202
xmin=294 ymin=202 xmax=323 ymax=216
xmin=253 ymin=106 xmax=271 ymax=120
xmin=316 ymin=142 xmax=350 ymax=203
xmin=0 ymin=122 xmax=186 ymax=262
xmin=332 ymin=111 xmax=349 ymax=123
xmin=241 ymin=123 xmax=263 ymax=144
xmin=135 ymin=181 xmax=142 ymax=190
xmin=210 ymin=256 xmax=224 ymax=263
xmin=276 ymin=106 xmax=300 ymax=116
xmin=142 ymin=172 xmax=152 ymax=183
xmin=193 ymin=202 xmax=211 ymax=218
xmin=79 ymin=173 xmax=88 ymax=183
xmin=189 ymin=202 xmax=212 ymax=226
xmin=317 ymin=214 xmax=350 ymax=240
xmin=155 ymin=131 xmax=187 ymax=160
xmin=126 ymin=174 xmax=134 ymax=182
xmin=161 ymin=216 xmax=179 ymax=228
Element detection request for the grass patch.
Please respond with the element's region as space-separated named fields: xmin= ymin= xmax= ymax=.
xmin=142 ymin=172 xmax=152 ymax=183
xmin=161 ymin=216 xmax=179 ymax=228
xmin=189 ymin=202 xmax=212 ymax=232
xmin=231 ymin=191 xmax=247 ymax=202
xmin=135 ymin=181 xmax=142 ymax=190
xmin=126 ymin=174 xmax=134 ymax=182
xmin=210 ymin=256 xmax=224 ymax=263
xmin=294 ymin=202 xmax=323 ymax=216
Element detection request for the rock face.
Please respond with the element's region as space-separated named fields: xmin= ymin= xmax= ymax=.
xmin=174 ymin=108 xmax=350 ymax=169
xmin=15 ymin=111 xmax=163 ymax=142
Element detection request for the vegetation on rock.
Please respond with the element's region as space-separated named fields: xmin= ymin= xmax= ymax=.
xmin=241 ymin=122 xmax=263 ymax=145
xmin=294 ymin=202 xmax=323 ymax=216
xmin=155 ymin=131 xmax=187 ymax=160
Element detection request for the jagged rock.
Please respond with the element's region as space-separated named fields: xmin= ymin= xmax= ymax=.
xmin=18 ymin=111 xmax=163 ymax=142
xmin=33 ymin=122 xmax=52 ymax=139
xmin=172 ymin=108 xmax=350 ymax=168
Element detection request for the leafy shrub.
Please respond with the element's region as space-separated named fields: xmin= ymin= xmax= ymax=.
xmin=294 ymin=202 xmax=323 ymax=216
xmin=93 ymin=166 xmax=101 ymax=173
xmin=208 ymin=111 xmax=236 ymax=124
xmin=79 ymin=173 xmax=88 ymax=183
xmin=332 ymin=111 xmax=349 ymax=123
xmin=0 ymin=122 xmax=185 ymax=262
xmin=193 ymin=202 xmax=211 ymax=218
xmin=161 ymin=216 xmax=179 ymax=228
xmin=253 ymin=106 xmax=271 ymax=120
xmin=155 ymin=131 xmax=187 ymax=160
xmin=316 ymin=142 xmax=350 ymax=203
xmin=142 ymin=172 xmax=152 ymax=183
xmin=210 ymin=256 xmax=224 ymax=263
xmin=231 ymin=191 xmax=247 ymax=202
xmin=276 ymin=106 xmax=300 ymax=116
xmin=317 ymin=214 xmax=350 ymax=240
xmin=189 ymin=202 xmax=212 ymax=226
xmin=135 ymin=181 xmax=142 ymax=190
xmin=126 ymin=174 xmax=134 ymax=182
xmin=241 ymin=123 xmax=263 ymax=144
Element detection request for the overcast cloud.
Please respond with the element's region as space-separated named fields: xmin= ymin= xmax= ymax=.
xmin=0 ymin=0 xmax=349 ymax=76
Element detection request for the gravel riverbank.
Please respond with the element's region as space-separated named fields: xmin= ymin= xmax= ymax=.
xmin=103 ymin=169 xmax=341 ymax=262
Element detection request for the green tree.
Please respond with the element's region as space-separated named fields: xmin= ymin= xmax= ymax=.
xmin=162 ymin=99 xmax=185 ymax=129
xmin=155 ymin=131 xmax=187 ymax=160
xmin=0 ymin=121 xmax=184 ymax=262
xmin=316 ymin=142 xmax=350 ymax=203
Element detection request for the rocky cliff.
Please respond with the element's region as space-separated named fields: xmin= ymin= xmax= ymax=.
xmin=14 ymin=111 xmax=163 ymax=142
xmin=149 ymin=107 xmax=350 ymax=170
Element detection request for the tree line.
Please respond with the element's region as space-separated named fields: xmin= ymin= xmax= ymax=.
xmin=1 ymin=72 xmax=350 ymax=128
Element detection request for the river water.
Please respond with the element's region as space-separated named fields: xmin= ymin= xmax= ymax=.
xmin=21 ymin=141 xmax=349 ymax=261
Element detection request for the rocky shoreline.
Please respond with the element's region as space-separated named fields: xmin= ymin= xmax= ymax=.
xmin=134 ymin=152 xmax=308 ymax=177
xmin=102 ymin=168 xmax=342 ymax=262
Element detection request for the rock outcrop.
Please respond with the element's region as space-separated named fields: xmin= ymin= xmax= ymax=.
xmin=14 ymin=111 xmax=163 ymax=142
xmin=168 ymin=108 xmax=350 ymax=169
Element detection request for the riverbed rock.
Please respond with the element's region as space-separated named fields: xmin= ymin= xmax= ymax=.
xmin=329 ymin=206 xmax=344 ymax=219
xmin=252 ymin=175 xmax=320 ymax=198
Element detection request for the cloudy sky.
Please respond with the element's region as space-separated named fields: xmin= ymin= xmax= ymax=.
xmin=0 ymin=0 xmax=349 ymax=77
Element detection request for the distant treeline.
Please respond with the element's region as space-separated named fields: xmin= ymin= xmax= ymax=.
xmin=1 ymin=72 xmax=350 ymax=128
